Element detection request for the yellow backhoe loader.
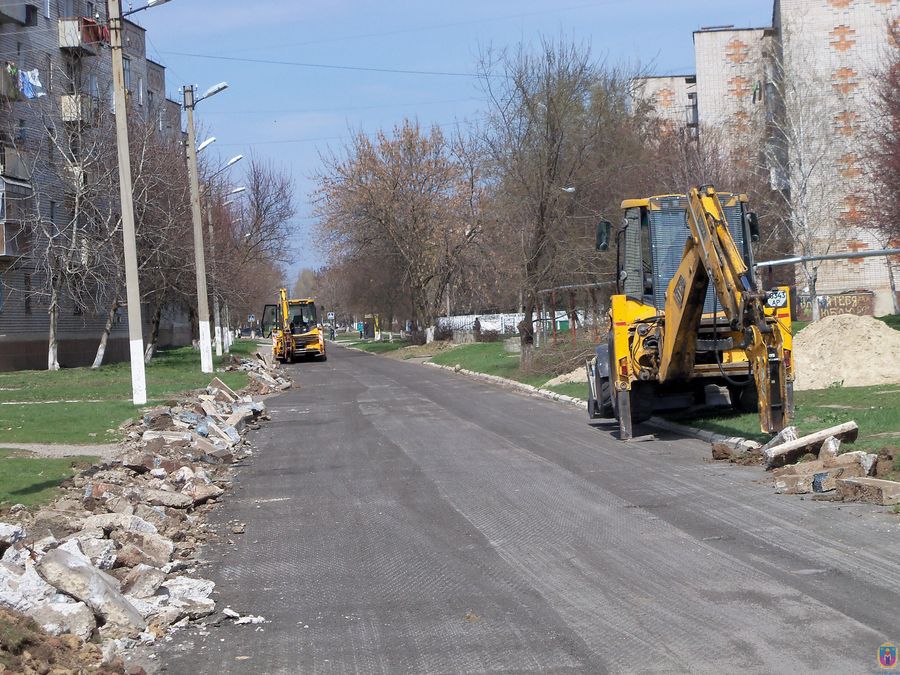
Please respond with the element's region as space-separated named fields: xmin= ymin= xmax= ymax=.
xmin=587 ymin=186 xmax=793 ymax=440
xmin=260 ymin=289 xmax=327 ymax=363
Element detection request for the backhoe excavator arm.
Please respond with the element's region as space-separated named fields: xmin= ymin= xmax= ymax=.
xmin=659 ymin=186 xmax=789 ymax=434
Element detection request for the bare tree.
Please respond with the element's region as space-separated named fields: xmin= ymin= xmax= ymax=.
xmin=479 ymin=38 xmax=640 ymax=356
xmin=314 ymin=121 xmax=482 ymax=329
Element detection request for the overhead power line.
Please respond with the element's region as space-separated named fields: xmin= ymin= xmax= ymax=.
xmin=158 ymin=51 xmax=482 ymax=78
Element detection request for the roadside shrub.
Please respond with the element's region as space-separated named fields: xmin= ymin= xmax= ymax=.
xmin=433 ymin=325 xmax=453 ymax=341
xmin=479 ymin=329 xmax=501 ymax=342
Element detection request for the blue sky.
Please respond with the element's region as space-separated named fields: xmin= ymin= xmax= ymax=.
xmin=133 ymin=0 xmax=772 ymax=278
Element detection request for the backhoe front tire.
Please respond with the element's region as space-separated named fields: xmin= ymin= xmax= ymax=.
xmin=729 ymin=381 xmax=759 ymax=413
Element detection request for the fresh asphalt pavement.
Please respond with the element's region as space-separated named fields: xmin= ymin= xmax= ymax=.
xmin=158 ymin=344 xmax=900 ymax=674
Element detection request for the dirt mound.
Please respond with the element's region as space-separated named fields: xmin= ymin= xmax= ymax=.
xmin=545 ymin=366 xmax=588 ymax=387
xmin=793 ymin=314 xmax=900 ymax=390
xmin=0 ymin=607 xmax=108 ymax=673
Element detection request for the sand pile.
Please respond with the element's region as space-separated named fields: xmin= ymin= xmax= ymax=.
xmin=545 ymin=366 xmax=588 ymax=387
xmin=793 ymin=314 xmax=900 ymax=390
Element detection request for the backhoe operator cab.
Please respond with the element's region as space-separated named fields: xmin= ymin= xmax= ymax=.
xmin=261 ymin=291 xmax=327 ymax=363
xmin=587 ymin=189 xmax=793 ymax=440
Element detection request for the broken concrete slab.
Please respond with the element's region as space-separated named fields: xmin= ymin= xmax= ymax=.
xmin=837 ymin=477 xmax=900 ymax=506
xmin=27 ymin=600 xmax=96 ymax=641
xmin=112 ymin=531 xmax=174 ymax=569
xmin=181 ymin=480 xmax=224 ymax=505
xmin=141 ymin=430 xmax=193 ymax=444
xmin=0 ymin=523 xmax=25 ymax=552
xmin=84 ymin=513 xmax=158 ymax=536
xmin=818 ymin=436 xmax=841 ymax=459
xmin=763 ymin=422 xmax=859 ymax=468
xmin=122 ymin=564 xmax=166 ymax=599
xmin=30 ymin=509 xmax=87 ymax=539
xmin=128 ymin=488 xmax=193 ymax=510
xmin=761 ymin=426 xmax=798 ymax=454
xmin=208 ymin=377 xmax=238 ymax=402
xmin=207 ymin=421 xmax=240 ymax=446
xmin=78 ymin=538 xmax=118 ymax=570
xmin=0 ymin=561 xmax=57 ymax=613
xmin=201 ymin=400 xmax=227 ymax=421
xmin=711 ymin=437 xmax=762 ymax=462
xmin=36 ymin=548 xmax=146 ymax=632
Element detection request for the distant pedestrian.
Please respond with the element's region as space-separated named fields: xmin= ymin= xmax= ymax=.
xmin=473 ymin=317 xmax=482 ymax=342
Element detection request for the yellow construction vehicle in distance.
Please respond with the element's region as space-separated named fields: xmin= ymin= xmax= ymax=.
xmin=260 ymin=289 xmax=327 ymax=363
xmin=587 ymin=186 xmax=793 ymax=440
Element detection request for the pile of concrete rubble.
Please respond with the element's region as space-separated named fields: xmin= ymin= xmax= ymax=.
xmin=0 ymin=355 xmax=288 ymax=666
xmin=712 ymin=421 xmax=900 ymax=506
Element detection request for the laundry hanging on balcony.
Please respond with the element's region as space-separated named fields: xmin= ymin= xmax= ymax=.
xmin=18 ymin=69 xmax=45 ymax=99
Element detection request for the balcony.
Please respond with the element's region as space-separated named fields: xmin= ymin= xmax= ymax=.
xmin=0 ymin=0 xmax=29 ymax=25
xmin=61 ymin=94 xmax=99 ymax=125
xmin=0 ymin=65 xmax=19 ymax=101
xmin=0 ymin=146 xmax=29 ymax=182
xmin=58 ymin=17 xmax=107 ymax=56
xmin=0 ymin=222 xmax=21 ymax=258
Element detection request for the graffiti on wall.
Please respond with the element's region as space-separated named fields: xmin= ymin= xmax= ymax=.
xmin=795 ymin=291 xmax=874 ymax=321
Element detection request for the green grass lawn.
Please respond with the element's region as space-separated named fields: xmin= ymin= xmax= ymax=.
xmin=0 ymin=345 xmax=249 ymax=445
xmin=430 ymin=342 xmax=549 ymax=387
xmin=674 ymin=383 xmax=900 ymax=452
xmin=0 ymin=449 xmax=97 ymax=508
xmin=346 ymin=340 xmax=410 ymax=354
xmin=545 ymin=382 xmax=589 ymax=400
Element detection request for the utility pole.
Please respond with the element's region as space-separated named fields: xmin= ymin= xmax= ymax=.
xmin=183 ymin=85 xmax=214 ymax=373
xmin=107 ymin=0 xmax=147 ymax=405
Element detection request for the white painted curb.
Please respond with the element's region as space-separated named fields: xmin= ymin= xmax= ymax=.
xmin=423 ymin=361 xmax=586 ymax=411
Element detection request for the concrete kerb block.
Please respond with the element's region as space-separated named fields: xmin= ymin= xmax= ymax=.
xmin=422 ymin=361 xmax=586 ymax=411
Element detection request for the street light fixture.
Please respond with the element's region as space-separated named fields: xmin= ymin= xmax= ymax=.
xmin=106 ymin=0 xmax=172 ymax=404
xmin=197 ymin=136 xmax=216 ymax=153
xmin=122 ymin=0 xmax=172 ymax=17
xmin=184 ymin=82 xmax=230 ymax=373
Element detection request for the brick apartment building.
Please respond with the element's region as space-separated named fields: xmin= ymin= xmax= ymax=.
xmin=635 ymin=0 xmax=900 ymax=317
xmin=0 ymin=0 xmax=189 ymax=370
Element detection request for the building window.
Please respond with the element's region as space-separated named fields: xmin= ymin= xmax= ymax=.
xmin=123 ymin=57 xmax=131 ymax=92
xmin=43 ymin=0 xmax=50 ymax=18
xmin=24 ymin=272 xmax=31 ymax=314
xmin=63 ymin=0 xmax=76 ymax=18
xmin=137 ymin=76 xmax=143 ymax=106
xmin=89 ymin=73 xmax=99 ymax=99
xmin=16 ymin=119 xmax=26 ymax=144
xmin=86 ymin=1 xmax=94 ymax=19
xmin=0 ymin=275 xmax=4 ymax=313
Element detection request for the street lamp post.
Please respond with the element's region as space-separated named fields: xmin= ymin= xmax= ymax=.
xmin=207 ymin=181 xmax=244 ymax=356
xmin=107 ymin=0 xmax=175 ymax=405
xmin=183 ymin=81 xmax=228 ymax=373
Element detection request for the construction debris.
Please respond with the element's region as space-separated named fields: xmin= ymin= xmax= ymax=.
xmin=0 ymin=354 xmax=289 ymax=669
xmin=763 ymin=421 xmax=859 ymax=468
xmin=836 ymin=477 xmax=900 ymax=506
xmin=772 ymin=450 xmax=878 ymax=494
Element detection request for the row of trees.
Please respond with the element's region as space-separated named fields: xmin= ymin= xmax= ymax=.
xmin=1 ymin=60 xmax=295 ymax=370
xmin=314 ymin=33 xmax=899 ymax=335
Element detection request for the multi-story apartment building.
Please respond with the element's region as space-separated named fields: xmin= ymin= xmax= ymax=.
xmin=633 ymin=0 xmax=899 ymax=317
xmin=631 ymin=74 xmax=698 ymax=131
xmin=0 ymin=0 xmax=188 ymax=370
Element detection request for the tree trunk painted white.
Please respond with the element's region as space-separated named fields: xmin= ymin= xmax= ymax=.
xmin=91 ymin=299 xmax=119 ymax=369
xmin=47 ymin=288 xmax=60 ymax=371
xmin=144 ymin=303 xmax=163 ymax=365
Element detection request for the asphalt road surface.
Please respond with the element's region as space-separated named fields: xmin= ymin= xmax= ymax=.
xmin=159 ymin=344 xmax=899 ymax=674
